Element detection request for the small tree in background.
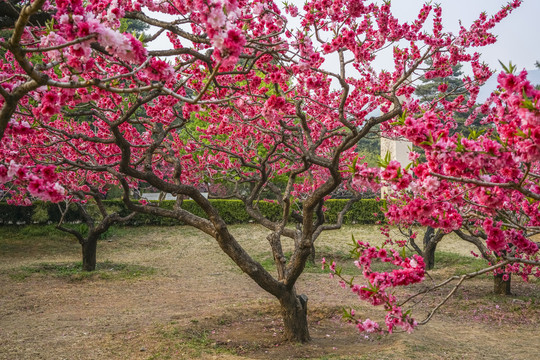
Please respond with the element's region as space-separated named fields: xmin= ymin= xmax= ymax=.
xmin=56 ymin=189 xmax=135 ymax=271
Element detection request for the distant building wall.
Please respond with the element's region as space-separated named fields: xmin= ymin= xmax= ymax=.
xmin=380 ymin=94 xmax=411 ymax=198
xmin=380 ymin=137 xmax=412 ymax=198
xmin=141 ymin=192 xmax=209 ymax=201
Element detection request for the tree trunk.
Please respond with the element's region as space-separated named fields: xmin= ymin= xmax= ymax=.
xmin=422 ymin=227 xmax=446 ymax=271
xmin=494 ymin=273 xmax=511 ymax=295
xmin=308 ymin=243 xmax=315 ymax=264
xmin=279 ymin=289 xmax=310 ymax=342
xmin=81 ymin=237 xmax=98 ymax=271
xmin=423 ymin=243 xmax=437 ymax=270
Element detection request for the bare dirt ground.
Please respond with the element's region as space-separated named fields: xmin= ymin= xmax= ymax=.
xmin=1 ymin=224 xmax=539 ymax=360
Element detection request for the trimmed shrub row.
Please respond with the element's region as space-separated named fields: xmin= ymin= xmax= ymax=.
xmin=0 ymin=199 xmax=385 ymax=226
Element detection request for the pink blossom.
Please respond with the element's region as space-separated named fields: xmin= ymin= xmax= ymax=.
xmin=286 ymin=5 xmax=299 ymax=17
xmin=362 ymin=319 xmax=379 ymax=333
xmin=0 ymin=165 xmax=10 ymax=183
xmin=207 ymin=6 xmax=227 ymax=28
xmin=329 ymin=261 xmax=336 ymax=272
xmin=145 ymin=58 xmax=174 ymax=81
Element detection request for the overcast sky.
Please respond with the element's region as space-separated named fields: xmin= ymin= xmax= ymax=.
xmin=149 ymin=0 xmax=539 ymax=72
xmin=383 ymin=0 xmax=539 ymax=71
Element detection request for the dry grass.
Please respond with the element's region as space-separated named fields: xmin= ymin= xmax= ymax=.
xmin=0 ymin=224 xmax=539 ymax=360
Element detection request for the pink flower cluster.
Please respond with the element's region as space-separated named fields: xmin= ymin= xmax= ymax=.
xmin=484 ymin=218 xmax=538 ymax=255
xmin=145 ymin=58 xmax=174 ymax=81
xmin=380 ymin=160 xmax=412 ymax=190
xmin=51 ymin=1 xmax=148 ymax=65
xmin=381 ymin=68 xmax=539 ymax=285
xmin=351 ymin=162 xmax=381 ymax=193
xmin=0 ymin=162 xmax=65 ymax=203
xmin=324 ymin=239 xmax=424 ymax=334
xmin=200 ymin=0 xmax=246 ymax=67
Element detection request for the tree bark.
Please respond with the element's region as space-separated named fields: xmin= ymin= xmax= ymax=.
xmin=494 ymin=273 xmax=511 ymax=295
xmin=308 ymin=243 xmax=315 ymax=264
xmin=423 ymin=244 xmax=437 ymax=270
xmin=423 ymin=227 xmax=436 ymax=270
xmin=279 ymin=289 xmax=310 ymax=342
xmin=81 ymin=237 xmax=98 ymax=271
xmin=422 ymin=227 xmax=445 ymax=271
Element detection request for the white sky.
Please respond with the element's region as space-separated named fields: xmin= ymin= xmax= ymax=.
xmin=379 ymin=0 xmax=540 ymax=71
xmin=148 ymin=0 xmax=539 ymax=72
xmin=282 ymin=0 xmax=540 ymax=91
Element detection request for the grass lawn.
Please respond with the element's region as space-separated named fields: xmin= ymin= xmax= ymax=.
xmin=0 ymin=224 xmax=538 ymax=360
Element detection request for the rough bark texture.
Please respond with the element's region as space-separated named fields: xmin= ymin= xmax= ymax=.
xmin=421 ymin=227 xmax=445 ymax=270
xmin=423 ymin=244 xmax=437 ymax=271
xmin=423 ymin=227 xmax=436 ymax=270
xmin=279 ymin=290 xmax=310 ymax=343
xmin=308 ymin=243 xmax=316 ymax=264
xmin=82 ymin=238 xmax=98 ymax=272
xmin=494 ymin=273 xmax=511 ymax=295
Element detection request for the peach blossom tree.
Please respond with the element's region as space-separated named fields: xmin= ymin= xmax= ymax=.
xmin=1 ymin=0 xmax=533 ymax=341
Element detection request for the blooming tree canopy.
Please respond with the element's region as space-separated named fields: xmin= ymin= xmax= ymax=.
xmin=1 ymin=0 xmax=534 ymax=341
xmin=326 ymin=65 xmax=540 ymax=334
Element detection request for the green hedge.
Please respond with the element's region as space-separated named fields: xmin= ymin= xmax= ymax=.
xmin=0 ymin=202 xmax=82 ymax=225
xmin=323 ymin=199 xmax=385 ymax=224
xmin=0 ymin=199 xmax=385 ymax=226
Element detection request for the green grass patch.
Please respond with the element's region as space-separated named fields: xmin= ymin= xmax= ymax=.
xmin=18 ymin=224 xmax=65 ymax=237
xmin=0 ymin=224 xmax=69 ymax=241
xmin=434 ymin=251 xmax=488 ymax=274
xmin=0 ymin=225 xmax=76 ymax=258
xmin=255 ymin=248 xmax=492 ymax=278
xmin=0 ymin=225 xmax=134 ymax=261
xmin=255 ymin=247 xmax=360 ymax=276
xmin=5 ymin=261 xmax=155 ymax=281
xmin=482 ymin=292 xmax=540 ymax=306
xmin=149 ymin=323 xmax=235 ymax=359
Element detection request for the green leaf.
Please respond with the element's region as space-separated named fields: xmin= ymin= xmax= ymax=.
xmin=352 ymin=155 xmax=359 ymax=171
xmin=363 ymin=286 xmax=377 ymax=293
xmin=377 ymin=151 xmax=392 ymax=167
xmin=389 ymin=111 xmax=407 ymax=126
xmin=45 ymin=18 xmax=56 ymax=33
xmin=404 ymin=162 xmax=413 ymax=172
xmin=467 ymin=129 xmax=485 ymax=140
xmin=498 ymin=60 xmax=516 ymax=74
xmin=342 ymin=307 xmax=353 ymax=319
xmin=521 ymin=98 xmax=536 ymax=111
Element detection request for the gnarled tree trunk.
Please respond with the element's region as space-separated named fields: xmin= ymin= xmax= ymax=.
xmin=81 ymin=237 xmax=98 ymax=271
xmin=423 ymin=227 xmax=436 ymax=270
xmin=308 ymin=243 xmax=316 ymax=264
xmin=279 ymin=288 xmax=310 ymax=342
xmin=423 ymin=227 xmax=445 ymax=270
xmin=494 ymin=273 xmax=511 ymax=295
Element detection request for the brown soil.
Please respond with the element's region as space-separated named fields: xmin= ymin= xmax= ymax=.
xmin=1 ymin=225 xmax=539 ymax=359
